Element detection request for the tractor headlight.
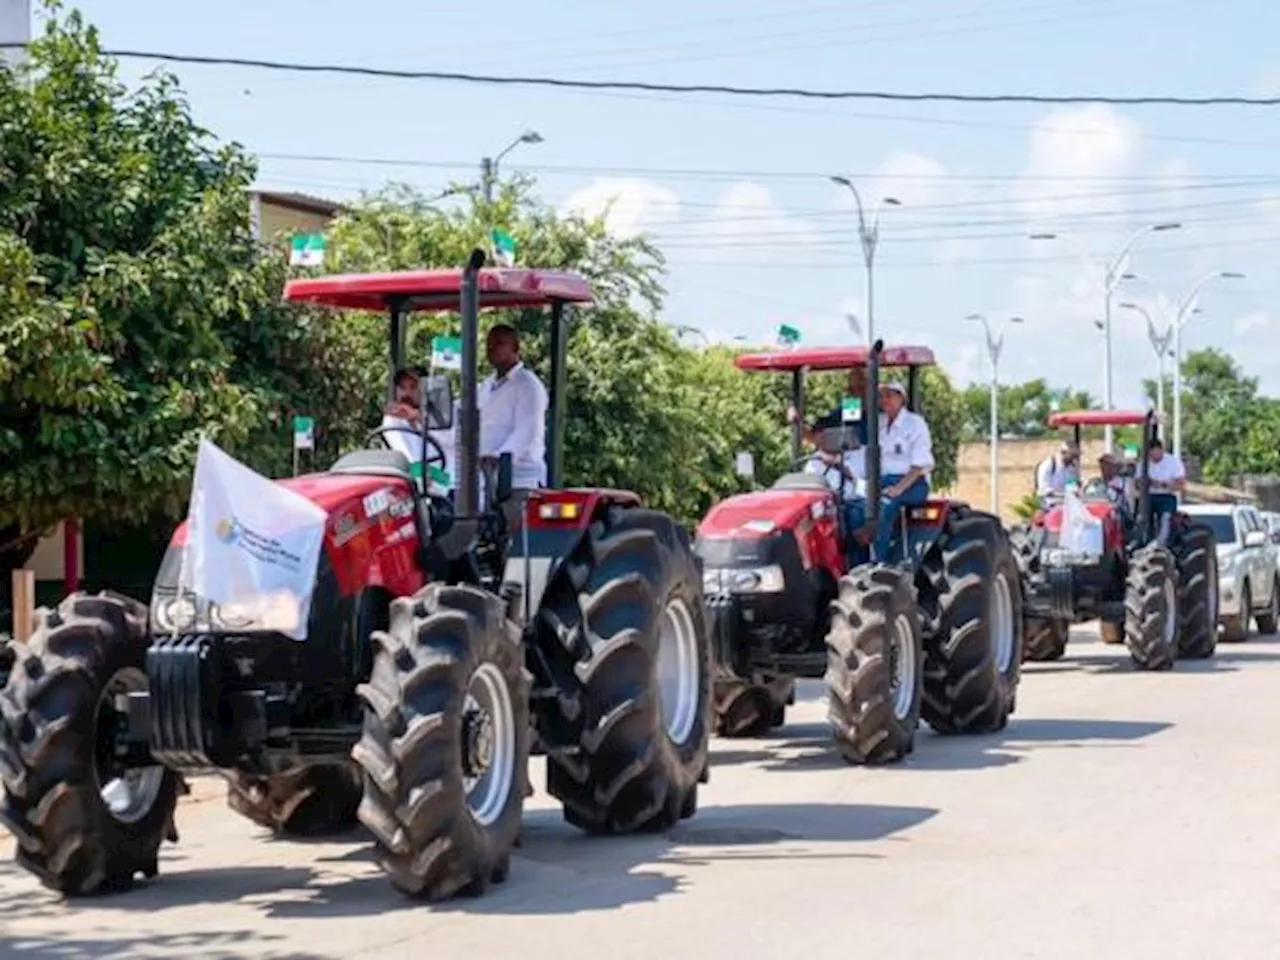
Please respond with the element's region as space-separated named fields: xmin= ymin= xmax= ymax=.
xmin=703 ymin=565 xmax=786 ymax=594
xmin=152 ymin=593 xmax=198 ymax=633
xmin=150 ymin=591 xmax=300 ymax=635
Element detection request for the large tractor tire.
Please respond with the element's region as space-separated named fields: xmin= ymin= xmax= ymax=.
xmin=1172 ymin=524 xmax=1218 ymax=660
xmin=532 ymin=508 xmax=711 ymax=834
xmin=714 ymin=676 xmax=789 ymax=738
xmin=1023 ymin=618 xmax=1069 ymax=662
xmin=825 ymin=565 xmax=923 ymax=764
xmin=0 ymin=593 xmax=181 ymax=895
xmin=353 ymin=583 xmax=529 ymax=900
xmin=919 ymin=510 xmax=1022 ymax=734
xmin=1124 ymin=546 xmax=1180 ymax=671
xmin=226 ymin=762 xmax=363 ymax=837
xmin=1007 ymin=523 xmax=1043 ymax=578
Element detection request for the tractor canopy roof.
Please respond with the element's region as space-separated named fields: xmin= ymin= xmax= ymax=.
xmin=282 ymin=268 xmax=595 ymax=313
xmin=1047 ymin=409 xmax=1150 ymax=428
xmin=734 ymin=345 xmax=935 ymax=373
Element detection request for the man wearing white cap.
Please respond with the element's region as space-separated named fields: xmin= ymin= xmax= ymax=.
xmin=1036 ymin=440 xmax=1081 ymax=501
xmin=872 ymin=379 xmax=934 ymax=561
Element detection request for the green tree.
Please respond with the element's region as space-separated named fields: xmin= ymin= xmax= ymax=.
xmin=961 ymin=378 xmax=1093 ymax=440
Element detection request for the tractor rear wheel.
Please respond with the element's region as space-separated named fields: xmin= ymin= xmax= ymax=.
xmin=353 ymin=583 xmax=529 ymax=900
xmin=226 ymin=763 xmax=363 ymax=836
xmin=0 ymin=593 xmax=180 ymax=895
xmin=1172 ymin=524 xmax=1218 ymax=659
xmin=920 ymin=510 xmax=1022 ymax=734
xmin=534 ymin=508 xmax=711 ymax=834
xmin=1124 ymin=546 xmax=1179 ymax=671
xmin=825 ymin=565 xmax=923 ymax=765
xmin=1023 ymin=618 xmax=1069 ymax=662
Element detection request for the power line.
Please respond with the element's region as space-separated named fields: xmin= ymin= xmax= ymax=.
xmin=37 ymin=47 xmax=1280 ymax=107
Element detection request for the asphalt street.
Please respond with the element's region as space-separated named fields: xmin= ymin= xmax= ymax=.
xmin=2 ymin=624 xmax=1278 ymax=960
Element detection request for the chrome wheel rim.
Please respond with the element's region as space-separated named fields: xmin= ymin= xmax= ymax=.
xmin=462 ymin=663 xmax=515 ymax=827
xmin=890 ymin=614 xmax=918 ymax=721
xmin=94 ymin=668 xmax=165 ymax=825
xmin=992 ymin=572 xmax=1016 ymax=674
xmin=1161 ymin=578 xmax=1178 ymax=648
xmin=657 ymin=597 xmax=700 ymax=746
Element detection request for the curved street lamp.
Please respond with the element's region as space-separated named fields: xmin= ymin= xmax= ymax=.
xmin=831 ymin=176 xmax=901 ymax=347
xmin=1169 ymin=270 xmax=1245 ymax=455
xmin=967 ymin=312 xmax=1025 ymax=514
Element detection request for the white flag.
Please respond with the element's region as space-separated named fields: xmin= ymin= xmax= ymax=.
xmin=179 ymin=438 xmax=328 ymax=641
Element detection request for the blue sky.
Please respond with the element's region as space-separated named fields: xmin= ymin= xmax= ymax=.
xmin=29 ymin=0 xmax=1280 ymax=402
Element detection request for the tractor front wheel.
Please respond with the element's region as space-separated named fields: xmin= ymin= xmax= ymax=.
xmin=1023 ymin=618 xmax=1069 ymax=662
xmin=1124 ymin=546 xmax=1179 ymax=671
xmin=353 ymin=584 xmax=529 ymax=900
xmin=226 ymin=763 xmax=363 ymax=837
xmin=825 ymin=565 xmax=923 ymax=765
xmin=0 ymin=593 xmax=180 ymax=895
xmin=535 ymin=508 xmax=711 ymax=834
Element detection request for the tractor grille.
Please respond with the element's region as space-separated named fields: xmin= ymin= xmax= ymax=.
xmin=147 ymin=635 xmax=228 ymax=768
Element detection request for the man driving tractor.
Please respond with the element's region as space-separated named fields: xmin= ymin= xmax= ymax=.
xmin=873 ymin=379 xmax=934 ymax=561
xmin=804 ymin=425 xmax=868 ymax=566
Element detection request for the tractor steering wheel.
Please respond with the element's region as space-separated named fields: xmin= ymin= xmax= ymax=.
xmin=364 ymin=425 xmax=448 ymax=474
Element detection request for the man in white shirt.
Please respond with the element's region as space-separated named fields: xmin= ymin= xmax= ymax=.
xmin=1036 ymin=440 xmax=1081 ymax=501
xmin=479 ymin=324 xmax=548 ymax=533
xmin=873 ymin=381 xmax=934 ymax=562
xmin=1139 ymin=437 xmax=1186 ymax=542
xmin=380 ymin=368 xmax=457 ymax=493
xmin=804 ymin=431 xmax=867 ymax=566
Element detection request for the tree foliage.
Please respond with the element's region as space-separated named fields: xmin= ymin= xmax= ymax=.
xmin=960 ymin=378 xmax=1094 ymax=440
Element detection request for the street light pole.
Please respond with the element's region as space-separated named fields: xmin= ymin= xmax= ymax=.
xmin=481 ymin=129 xmax=544 ymax=205
xmin=831 ymin=176 xmax=901 ymax=346
xmin=1118 ymin=301 xmax=1175 ymax=427
xmin=1029 ymin=222 xmax=1180 ymax=450
xmin=968 ymin=313 xmax=1024 ymax=515
xmin=1170 ymin=270 xmax=1245 ymax=457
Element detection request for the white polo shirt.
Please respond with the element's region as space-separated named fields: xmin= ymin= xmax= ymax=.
xmin=805 ymin=450 xmax=866 ymax=501
xmin=380 ymin=406 xmax=459 ymax=491
xmin=1037 ymin=456 xmax=1080 ymax=496
xmin=878 ymin=409 xmax=934 ymax=479
xmin=1141 ymin=452 xmax=1186 ymax=490
xmin=478 ymin=361 xmax=548 ymax=490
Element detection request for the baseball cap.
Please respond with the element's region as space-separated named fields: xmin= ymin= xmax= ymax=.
xmin=879 ymin=380 xmax=908 ymax=397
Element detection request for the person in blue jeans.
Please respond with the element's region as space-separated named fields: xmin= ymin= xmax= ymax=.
xmin=873 ymin=380 xmax=934 ymax=563
xmin=804 ymin=435 xmax=868 ymax=568
xmin=1138 ymin=437 xmax=1186 ymax=544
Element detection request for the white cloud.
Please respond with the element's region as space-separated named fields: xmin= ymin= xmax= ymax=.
xmin=561 ymin=177 xmax=681 ymax=237
xmin=683 ymin=180 xmax=822 ymax=267
xmin=1233 ymin=311 xmax=1271 ymax=337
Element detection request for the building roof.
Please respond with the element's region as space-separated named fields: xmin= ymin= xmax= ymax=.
xmin=251 ymin=189 xmax=347 ymax=218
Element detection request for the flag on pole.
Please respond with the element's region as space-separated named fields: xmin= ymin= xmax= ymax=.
xmin=179 ymin=438 xmax=328 ymax=641
xmin=431 ymin=335 xmax=463 ymax=371
xmin=491 ymin=228 xmax=517 ymax=266
xmin=777 ymin=324 xmax=801 ymax=347
xmin=289 ymin=233 xmax=326 ymax=266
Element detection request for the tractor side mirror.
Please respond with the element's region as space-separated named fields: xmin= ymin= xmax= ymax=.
xmin=494 ymin=453 xmax=514 ymax=504
xmin=422 ymin=375 xmax=454 ymax=431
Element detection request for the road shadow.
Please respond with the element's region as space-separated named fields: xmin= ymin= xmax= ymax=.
xmin=711 ymin=716 xmax=1172 ymax=774
xmin=0 ymin=801 xmax=936 ymax=924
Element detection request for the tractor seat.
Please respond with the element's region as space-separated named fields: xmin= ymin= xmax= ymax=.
xmin=771 ymin=472 xmax=832 ymax=492
xmin=330 ymin=449 xmax=414 ymax=481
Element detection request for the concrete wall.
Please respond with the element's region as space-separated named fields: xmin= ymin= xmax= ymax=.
xmin=950 ymin=437 xmax=1108 ymax=523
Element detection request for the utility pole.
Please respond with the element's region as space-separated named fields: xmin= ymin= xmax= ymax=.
xmin=968 ymin=313 xmax=1024 ymax=516
xmin=1118 ymin=301 xmax=1176 ymax=428
xmin=830 ymin=176 xmax=901 ymax=347
xmin=1169 ymin=270 xmax=1245 ymax=457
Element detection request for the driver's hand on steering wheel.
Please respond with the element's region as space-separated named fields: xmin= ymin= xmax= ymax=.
xmin=386 ymin=401 xmax=420 ymax=425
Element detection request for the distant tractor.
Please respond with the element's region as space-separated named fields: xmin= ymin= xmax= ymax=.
xmin=696 ymin=341 xmax=1022 ymax=764
xmin=1010 ymin=409 xmax=1217 ymax=668
xmin=0 ymin=251 xmax=711 ymax=900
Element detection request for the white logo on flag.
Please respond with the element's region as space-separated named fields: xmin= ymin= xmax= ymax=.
xmin=179 ymin=438 xmax=328 ymax=641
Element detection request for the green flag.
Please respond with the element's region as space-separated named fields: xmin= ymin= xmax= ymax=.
xmin=292 ymin=415 xmax=315 ymax=450
xmin=491 ymin=228 xmax=517 ymax=266
xmin=431 ymin=335 xmax=463 ymax=371
xmin=289 ymin=233 xmax=325 ymax=266
xmin=777 ymin=324 xmax=801 ymax=346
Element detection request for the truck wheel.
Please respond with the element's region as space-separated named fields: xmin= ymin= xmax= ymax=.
xmin=1222 ymin=581 xmax=1250 ymax=643
xmin=825 ymin=565 xmax=922 ymax=765
xmin=0 ymin=593 xmax=180 ymax=895
xmin=1255 ymin=578 xmax=1279 ymax=635
xmin=353 ymin=584 xmax=529 ymax=900
xmin=1172 ymin=525 xmax=1218 ymax=659
xmin=1023 ymin=618 xmax=1069 ymax=661
xmin=1099 ymin=621 xmax=1124 ymax=644
xmin=534 ymin=508 xmax=711 ymax=834
xmin=920 ymin=510 xmax=1022 ymax=734
xmin=1124 ymin=546 xmax=1179 ymax=670
xmin=226 ymin=763 xmax=363 ymax=836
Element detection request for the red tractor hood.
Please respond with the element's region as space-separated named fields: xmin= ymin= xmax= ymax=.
xmin=698 ymin=488 xmax=830 ymax=539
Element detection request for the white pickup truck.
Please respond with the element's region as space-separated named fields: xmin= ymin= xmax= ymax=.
xmin=1183 ymin=504 xmax=1280 ymax=641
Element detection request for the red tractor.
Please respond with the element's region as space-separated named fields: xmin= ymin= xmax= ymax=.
xmin=1010 ymin=409 xmax=1217 ymax=668
xmin=695 ymin=342 xmax=1022 ymax=764
xmin=0 ymin=250 xmax=712 ymax=900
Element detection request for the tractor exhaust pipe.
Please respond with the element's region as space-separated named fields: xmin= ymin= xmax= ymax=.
xmin=458 ymin=248 xmax=485 ymax=518
xmin=865 ymin=339 xmax=884 ymax=560
xmin=1136 ymin=409 xmax=1155 ymax=545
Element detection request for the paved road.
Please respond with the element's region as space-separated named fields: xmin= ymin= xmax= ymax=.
xmin=3 ymin=625 xmax=1280 ymax=960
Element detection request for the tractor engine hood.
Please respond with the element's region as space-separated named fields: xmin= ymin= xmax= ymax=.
xmin=1038 ymin=499 xmax=1115 ymax=533
xmin=697 ymin=488 xmax=830 ymax=541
